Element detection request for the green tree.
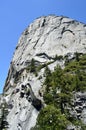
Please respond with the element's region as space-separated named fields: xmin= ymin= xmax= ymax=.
xmin=30 ymin=58 xmax=36 ymax=73
xmin=75 ymin=52 xmax=80 ymax=61
xmin=33 ymin=54 xmax=86 ymax=129
xmin=35 ymin=105 xmax=70 ymax=130
xmin=44 ymin=66 xmax=52 ymax=92
xmin=0 ymin=103 xmax=9 ymax=130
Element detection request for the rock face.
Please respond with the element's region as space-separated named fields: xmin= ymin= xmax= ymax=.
xmin=1 ymin=15 xmax=86 ymax=130
xmin=12 ymin=15 xmax=86 ymax=70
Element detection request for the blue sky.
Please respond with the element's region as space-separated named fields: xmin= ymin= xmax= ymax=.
xmin=0 ymin=0 xmax=86 ymax=93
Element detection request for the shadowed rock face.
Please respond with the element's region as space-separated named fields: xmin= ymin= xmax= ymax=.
xmin=25 ymin=83 xmax=42 ymax=111
xmin=32 ymin=98 xmax=42 ymax=111
xmin=1 ymin=15 xmax=86 ymax=130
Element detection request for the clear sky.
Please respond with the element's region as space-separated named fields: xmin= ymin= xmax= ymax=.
xmin=0 ymin=0 xmax=86 ymax=93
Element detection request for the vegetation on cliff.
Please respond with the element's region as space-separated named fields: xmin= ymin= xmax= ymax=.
xmin=32 ymin=53 xmax=86 ymax=130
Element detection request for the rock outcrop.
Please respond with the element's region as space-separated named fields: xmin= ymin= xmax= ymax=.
xmin=0 ymin=15 xmax=86 ymax=130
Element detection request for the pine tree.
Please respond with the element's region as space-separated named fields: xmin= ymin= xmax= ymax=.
xmin=30 ymin=58 xmax=36 ymax=73
xmin=0 ymin=103 xmax=9 ymax=130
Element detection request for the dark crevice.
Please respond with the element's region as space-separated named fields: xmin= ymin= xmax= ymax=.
xmin=40 ymin=18 xmax=46 ymax=27
xmin=62 ymin=20 xmax=75 ymax=24
xmin=33 ymin=39 xmax=40 ymax=49
xmin=36 ymin=53 xmax=53 ymax=60
xmin=24 ymin=29 xmax=29 ymax=35
xmin=61 ymin=27 xmax=75 ymax=35
xmin=59 ymin=17 xmax=64 ymax=27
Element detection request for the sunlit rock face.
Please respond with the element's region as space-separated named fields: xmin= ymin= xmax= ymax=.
xmin=12 ymin=15 xmax=86 ymax=70
xmin=1 ymin=15 xmax=86 ymax=130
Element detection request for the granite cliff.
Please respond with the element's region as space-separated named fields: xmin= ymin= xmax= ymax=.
xmin=0 ymin=15 xmax=86 ymax=130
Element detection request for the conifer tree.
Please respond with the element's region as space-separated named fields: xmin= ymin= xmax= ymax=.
xmin=0 ymin=103 xmax=9 ymax=130
xmin=30 ymin=58 xmax=36 ymax=73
